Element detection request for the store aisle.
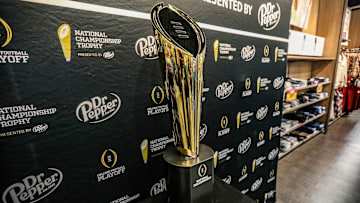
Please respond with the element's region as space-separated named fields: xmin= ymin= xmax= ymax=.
xmin=277 ymin=110 xmax=360 ymax=203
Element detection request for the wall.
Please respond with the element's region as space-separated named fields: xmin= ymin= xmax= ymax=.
xmin=348 ymin=9 xmax=360 ymax=48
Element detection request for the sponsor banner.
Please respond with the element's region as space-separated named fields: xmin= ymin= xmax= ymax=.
xmin=96 ymin=149 xmax=126 ymax=182
xmin=58 ymin=24 xmax=121 ymax=61
xmin=267 ymin=169 xmax=276 ymax=183
xmin=150 ymin=178 xmax=167 ymax=197
xmin=258 ymin=2 xmax=281 ymax=30
xmin=272 ymin=101 xmax=281 ymax=117
xmin=0 ymin=18 xmax=30 ymax=64
xmin=275 ymin=46 xmax=286 ymax=62
xmin=251 ymin=177 xmax=263 ymax=192
xmin=110 ymin=193 xmax=140 ymax=203
xmin=0 ymin=105 xmax=56 ymax=128
xmin=202 ymin=87 xmax=210 ymax=102
xmin=203 ymin=0 xmax=254 ymax=15
xmin=76 ymin=93 xmax=121 ymax=124
xmin=264 ymin=190 xmax=276 ymax=201
xmin=241 ymin=77 xmax=253 ymax=98
xmin=199 ymin=123 xmax=208 ymax=141
xmin=238 ymin=137 xmax=251 ymax=154
xmin=261 ymin=45 xmax=270 ymax=63
xmin=252 ymin=156 xmax=266 ymax=172
xmin=140 ymin=136 xmax=174 ymax=164
xmin=215 ymin=81 xmax=234 ymax=100
xmin=2 ymin=168 xmax=63 ymax=203
xmin=0 ymin=0 xmax=291 ymax=201
xmin=241 ymin=45 xmax=256 ymax=61
xmin=238 ymin=165 xmax=249 ymax=183
xmin=0 ymin=104 xmax=57 ymax=138
xmin=222 ymin=175 xmax=232 ymax=184
xmin=218 ymin=147 xmax=234 ymax=164
xmin=237 ymin=110 xmax=254 ymax=128
xmin=213 ymin=40 xmax=236 ymax=61
xmin=269 ymin=126 xmax=281 ymax=140
xmin=218 ymin=115 xmax=231 ymax=137
xmin=256 ymin=105 xmax=268 ymax=121
xmin=273 ymin=76 xmax=284 ymax=89
xmin=146 ymin=86 xmax=169 ymax=116
xmin=268 ymin=147 xmax=279 ymax=160
xmin=256 ymin=77 xmax=272 ymax=93
xmin=135 ymin=35 xmax=158 ymax=60
xmin=256 ymin=131 xmax=266 ymax=148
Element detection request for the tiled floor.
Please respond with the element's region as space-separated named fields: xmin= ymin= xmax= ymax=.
xmin=277 ymin=110 xmax=360 ymax=203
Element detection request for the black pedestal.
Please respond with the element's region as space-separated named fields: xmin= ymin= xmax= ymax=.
xmin=138 ymin=176 xmax=256 ymax=203
xmin=163 ymin=144 xmax=214 ymax=203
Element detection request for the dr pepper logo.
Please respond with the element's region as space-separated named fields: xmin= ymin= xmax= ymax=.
xmin=135 ymin=36 xmax=158 ymax=60
xmin=258 ymin=2 xmax=281 ymax=30
xmin=76 ymin=93 xmax=121 ymax=124
xmin=2 ymin=168 xmax=63 ymax=203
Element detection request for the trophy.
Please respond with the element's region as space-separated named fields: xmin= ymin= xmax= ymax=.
xmin=151 ymin=3 xmax=214 ymax=203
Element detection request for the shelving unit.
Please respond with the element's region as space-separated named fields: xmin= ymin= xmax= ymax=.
xmin=284 ymin=81 xmax=331 ymax=92
xmin=282 ymin=96 xmax=329 ymax=115
xmin=279 ymin=130 xmax=323 ymax=159
xmin=280 ymin=0 xmax=347 ymax=159
xmin=281 ymin=112 xmax=326 ymax=136
xmin=287 ymin=55 xmax=335 ymax=61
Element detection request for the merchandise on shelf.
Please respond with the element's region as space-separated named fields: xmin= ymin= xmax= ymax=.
xmin=309 ymin=76 xmax=329 ymax=84
xmin=283 ymin=102 xmax=292 ymax=110
xmin=333 ymin=89 xmax=344 ymax=119
xmin=283 ymin=113 xmax=308 ymax=123
xmin=280 ymin=136 xmax=299 ymax=152
xmin=285 ymin=77 xmax=308 ymax=90
xmin=301 ymin=105 xmax=326 ymax=114
xmin=284 ymin=77 xmax=329 ymax=91
xmin=281 ymin=118 xmax=299 ymax=132
xmin=307 ymin=121 xmax=325 ymax=131
xmin=286 ymin=99 xmax=301 ymax=108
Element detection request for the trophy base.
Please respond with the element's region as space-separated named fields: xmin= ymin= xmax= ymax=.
xmin=163 ymin=144 xmax=214 ymax=203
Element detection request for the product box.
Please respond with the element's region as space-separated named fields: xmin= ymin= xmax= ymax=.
xmin=288 ymin=30 xmax=325 ymax=56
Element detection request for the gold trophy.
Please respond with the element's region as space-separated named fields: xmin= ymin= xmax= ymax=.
xmin=140 ymin=139 xmax=149 ymax=164
xmin=214 ymin=151 xmax=218 ymax=168
xmin=58 ymin=24 xmax=71 ymax=62
xmin=257 ymin=77 xmax=261 ymax=93
xmin=151 ymin=3 xmax=214 ymax=203
xmin=151 ymin=3 xmax=206 ymax=158
xmin=237 ymin=112 xmax=241 ymax=129
xmin=213 ymin=40 xmax=219 ymax=62
xmin=275 ymin=46 xmax=279 ymax=62
xmin=252 ymin=159 xmax=256 ymax=172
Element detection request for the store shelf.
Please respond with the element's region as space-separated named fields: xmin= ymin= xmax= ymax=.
xmin=282 ymin=96 xmax=329 ymax=115
xmin=279 ymin=130 xmax=323 ymax=160
xmin=280 ymin=112 xmax=326 ymax=136
xmin=284 ymin=81 xmax=331 ymax=93
xmin=287 ymin=55 xmax=336 ymax=61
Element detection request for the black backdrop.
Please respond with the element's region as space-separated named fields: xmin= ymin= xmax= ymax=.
xmin=0 ymin=0 xmax=291 ymax=202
